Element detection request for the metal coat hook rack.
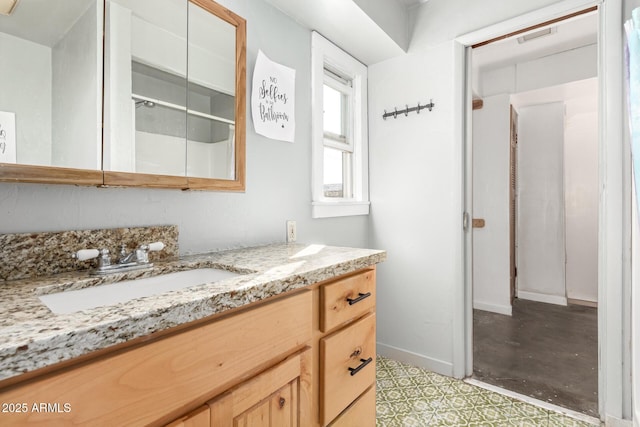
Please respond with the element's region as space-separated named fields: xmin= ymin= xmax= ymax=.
xmin=382 ymin=99 xmax=435 ymax=120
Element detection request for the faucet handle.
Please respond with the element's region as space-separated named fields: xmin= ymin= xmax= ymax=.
xmin=72 ymin=249 xmax=100 ymax=261
xmin=146 ymin=241 xmax=165 ymax=252
xmin=135 ymin=242 xmax=164 ymax=264
xmin=72 ymin=248 xmax=111 ymax=268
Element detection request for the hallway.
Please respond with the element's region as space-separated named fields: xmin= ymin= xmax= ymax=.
xmin=473 ymin=300 xmax=598 ymax=417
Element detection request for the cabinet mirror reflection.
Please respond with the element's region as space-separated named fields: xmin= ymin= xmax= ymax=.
xmin=0 ymin=0 xmax=245 ymax=190
xmin=0 ymin=0 xmax=102 ymax=171
xmin=104 ymin=0 xmax=244 ymax=187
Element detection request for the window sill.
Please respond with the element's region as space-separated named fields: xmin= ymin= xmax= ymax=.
xmin=311 ymin=201 xmax=370 ymax=219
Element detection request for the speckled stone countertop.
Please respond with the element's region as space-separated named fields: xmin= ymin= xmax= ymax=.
xmin=0 ymin=243 xmax=386 ymax=383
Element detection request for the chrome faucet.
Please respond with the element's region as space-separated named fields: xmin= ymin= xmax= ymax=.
xmin=117 ymin=242 xmax=164 ymax=265
xmin=72 ymin=242 xmax=165 ymax=275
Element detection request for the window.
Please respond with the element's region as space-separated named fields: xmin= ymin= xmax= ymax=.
xmin=311 ymin=32 xmax=369 ymax=218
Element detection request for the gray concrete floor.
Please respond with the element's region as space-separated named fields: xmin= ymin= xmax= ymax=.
xmin=473 ymin=299 xmax=598 ymax=418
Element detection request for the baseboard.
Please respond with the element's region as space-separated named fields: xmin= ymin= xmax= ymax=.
xmin=473 ymin=301 xmax=512 ymax=316
xmin=377 ymin=342 xmax=454 ymax=378
xmin=567 ymin=298 xmax=598 ymax=308
xmin=604 ymin=415 xmax=632 ymax=426
xmin=517 ymin=290 xmax=567 ymax=306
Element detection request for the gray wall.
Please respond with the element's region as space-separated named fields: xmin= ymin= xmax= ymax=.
xmin=0 ymin=0 xmax=369 ymax=254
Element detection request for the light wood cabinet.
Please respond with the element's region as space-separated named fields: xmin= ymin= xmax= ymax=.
xmin=165 ymin=406 xmax=210 ymax=427
xmin=321 ymin=268 xmax=376 ymax=333
xmin=329 ymin=386 xmax=376 ymax=427
xmin=208 ymin=350 xmax=311 ymax=427
xmin=315 ymin=267 xmax=377 ymax=426
xmin=321 ymin=313 xmax=376 ymax=423
xmin=0 ymin=266 xmax=377 ymax=426
xmin=0 ymin=291 xmax=311 ymax=426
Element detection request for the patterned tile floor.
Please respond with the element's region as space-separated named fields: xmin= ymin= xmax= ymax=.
xmin=376 ymin=357 xmax=600 ymax=427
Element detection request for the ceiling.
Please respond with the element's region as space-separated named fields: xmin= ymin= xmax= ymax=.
xmin=0 ymin=0 xmax=93 ymax=47
xmin=395 ymin=0 xmax=428 ymax=7
xmin=265 ymin=0 xmax=411 ymax=65
xmin=472 ymin=10 xmax=598 ymax=73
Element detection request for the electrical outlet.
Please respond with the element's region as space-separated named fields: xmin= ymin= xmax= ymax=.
xmin=286 ymin=220 xmax=297 ymax=243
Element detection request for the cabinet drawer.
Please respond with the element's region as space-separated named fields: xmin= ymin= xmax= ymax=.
xmin=0 ymin=291 xmax=312 ymax=426
xmin=321 ymin=268 xmax=375 ymax=332
xmin=320 ymin=313 xmax=376 ymax=425
xmin=329 ymin=386 xmax=376 ymax=427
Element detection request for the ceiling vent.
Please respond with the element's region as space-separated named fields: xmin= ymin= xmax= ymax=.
xmin=0 ymin=0 xmax=18 ymax=16
xmin=517 ymin=27 xmax=557 ymax=44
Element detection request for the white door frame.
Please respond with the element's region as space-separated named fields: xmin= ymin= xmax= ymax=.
xmin=454 ymin=0 xmax=631 ymax=421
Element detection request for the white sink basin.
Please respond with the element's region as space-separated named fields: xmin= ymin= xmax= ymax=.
xmin=39 ymin=268 xmax=240 ymax=315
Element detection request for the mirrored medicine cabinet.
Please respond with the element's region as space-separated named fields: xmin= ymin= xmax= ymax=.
xmin=0 ymin=0 xmax=246 ymax=191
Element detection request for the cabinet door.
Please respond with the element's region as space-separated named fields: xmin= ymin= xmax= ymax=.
xmin=166 ymin=405 xmax=210 ymax=427
xmin=209 ymin=350 xmax=311 ymax=427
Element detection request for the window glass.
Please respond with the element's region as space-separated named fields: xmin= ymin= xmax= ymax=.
xmin=323 ymin=146 xmax=344 ymax=198
xmin=323 ymin=84 xmax=346 ymax=138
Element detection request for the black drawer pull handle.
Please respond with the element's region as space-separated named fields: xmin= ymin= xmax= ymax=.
xmin=347 ymin=292 xmax=371 ymax=305
xmin=348 ymin=357 xmax=373 ymax=376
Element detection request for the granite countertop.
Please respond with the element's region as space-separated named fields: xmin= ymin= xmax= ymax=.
xmin=0 ymin=243 xmax=385 ymax=383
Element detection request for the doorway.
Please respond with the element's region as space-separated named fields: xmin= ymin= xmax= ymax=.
xmin=467 ymin=8 xmax=599 ymax=417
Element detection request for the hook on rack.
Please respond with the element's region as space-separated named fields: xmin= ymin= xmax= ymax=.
xmin=381 ymin=99 xmax=435 ymax=120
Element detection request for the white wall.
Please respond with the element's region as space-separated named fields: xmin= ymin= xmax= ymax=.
xmin=0 ymin=0 xmax=370 ymax=254
xmin=633 ymin=181 xmax=640 ymax=426
xmin=479 ymin=44 xmax=597 ymax=97
xmin=564 ymin=98 xmax=598 ymax=303
xmin=369 ymin=41 xmax=462 ymax=376
xmin=472 ymin=94 xmax=512 ymax=315
xmin=368 ymin=0 xmax=590 ymax=380
xmin=517 ymin=102 xmax=567 ymax=305
xmin=0 ymin=33 xmax=52 ymax=166
xmin=374 ymin=0 xmax=630 ymax=421
xmin=52 ymin=1 xmax=102 ymax=170
xmin=471 ymin=34 xmax=597 ymax=313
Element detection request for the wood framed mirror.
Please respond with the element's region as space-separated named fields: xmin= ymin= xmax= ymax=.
xmin=103 ymin=0 xmax=246 ymax=191
xmin=0 ymin=0 xmax=245 ymax=191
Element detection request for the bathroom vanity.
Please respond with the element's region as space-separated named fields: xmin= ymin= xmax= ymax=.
xmin=0 ymin=237 xmax=385 ymax=426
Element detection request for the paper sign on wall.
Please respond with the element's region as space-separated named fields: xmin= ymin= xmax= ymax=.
xmin=0 ymin=112 xmax=16 ymax=163
xmin=251 ymin=50 xmax=296 ymax=142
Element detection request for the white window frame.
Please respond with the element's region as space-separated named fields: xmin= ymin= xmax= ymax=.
xmin=311 ymin=31 xmax=369 ymax=218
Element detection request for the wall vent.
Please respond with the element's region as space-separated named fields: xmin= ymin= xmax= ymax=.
xmin=517 ymin=27 xmax=557 ymax=44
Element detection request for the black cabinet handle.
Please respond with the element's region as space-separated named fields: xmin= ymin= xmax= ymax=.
xmin=346 ymin=292 xmax=371 ymax=306
xmin=348 ymin=357 xmax=373 ymax=376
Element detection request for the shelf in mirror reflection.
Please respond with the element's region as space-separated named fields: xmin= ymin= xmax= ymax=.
xmin=132 ymin=94 xmax=234 ymax=125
